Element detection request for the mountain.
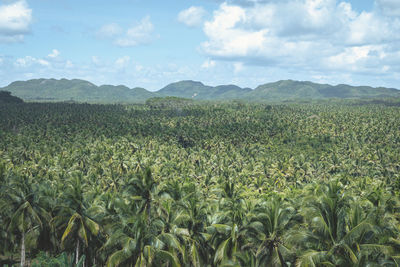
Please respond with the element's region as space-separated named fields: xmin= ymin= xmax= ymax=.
xmin=96 ymin=85 xmax=154 ymax=103
xmin=247 ymin=80 xmax=400 ymax=101
xmin=1 ymin=78 xmax=156 ymax=103
xmin=158 ymin=80 xmax=251 ymax=100
xmin=319 ymin=84 xmax=400 ymax=98
xmin=1 ymin=78 xmax=399 ymax=103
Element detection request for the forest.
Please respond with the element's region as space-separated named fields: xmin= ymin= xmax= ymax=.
xmin=1 ymin=99 xmax=400 ymax=266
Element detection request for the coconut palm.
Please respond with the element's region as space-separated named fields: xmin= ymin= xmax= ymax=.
xmin=104 ymin=212 xmax=182 ymax=267
xmin=122 ymin=167 xmax=158 ymax=222
xmin=1 ymin=174 xmax=48 ymax=266
xmin=243 ymin=197 xmax=297 ymax=266
xmin=56 ymin=172 xmax=100 ymax=266
xmin=293 ymin=180 xmax=398 ymax=266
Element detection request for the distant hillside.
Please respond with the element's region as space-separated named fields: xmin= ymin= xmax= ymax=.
xmin=158 ymin=80 xmax=251 ymax=100
xmin=1 ymin=78 xmax=155 ymax=103
xmin=247 ymin=80 xmax=400 ymax=101
xmin=1 ymin=78 xmax=399 ymax=103
xmin=0 ymin=91 xmax=23 ymax=103
xmin=145 ymin=96 xmax=194 ymax=108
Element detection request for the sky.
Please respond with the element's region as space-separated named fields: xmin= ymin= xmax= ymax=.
xmin=0 ymin=0 xmax=399 ymax=90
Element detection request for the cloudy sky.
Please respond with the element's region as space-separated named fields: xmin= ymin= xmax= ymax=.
xmin=0 ymin=0 xmax=399 ymax=90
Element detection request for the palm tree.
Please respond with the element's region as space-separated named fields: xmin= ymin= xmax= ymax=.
xmin=206 ymin=179 xmax=249 ymax=266
xmin=122 ymin=167 xmax=158 ymax=223
xmin=61 ymin=212 xmax=100 ymax=265
xmin=243 ymin=197 xmax=297 ymax=266
xmin=1 ymin=174 xmax=47 ymax=266
xmin=174 ymin=187 xmax=213 ymax=266
xmin=292 ymin=180 xmax=397 ymax=266
xmin=57 ymin=172 xmax=100 ymax=266
xmin=104 ymin=212 xmax=182 ymax=267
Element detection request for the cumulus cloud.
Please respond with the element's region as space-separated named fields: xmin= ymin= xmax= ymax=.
xmin=14 ymin=49 xmax=65 ymax=69
xmin=0 ymin=0 xmax=32 ymax=43
xmin=178 ymin=6 xmax=207 ymax=27
xmin=116 ymin=17 xmax=154 ymax=46
xmin=97 ymin=16 xmax=156 ymax=47
xmin=201 ymin=0 xmax=400 ymax=77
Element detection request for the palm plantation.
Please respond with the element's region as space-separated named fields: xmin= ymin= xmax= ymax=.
xmin=1 ymin=100 xmax=400 ymax=266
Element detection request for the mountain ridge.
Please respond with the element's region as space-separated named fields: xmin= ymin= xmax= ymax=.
xmin=1 ymin=78 xmax=399 ymax=103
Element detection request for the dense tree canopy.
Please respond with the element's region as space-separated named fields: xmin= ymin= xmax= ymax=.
xmin=0 ymin=91 xmax=23 ymax=104
xmin=1 ymin=100 xmax=400 ymax=266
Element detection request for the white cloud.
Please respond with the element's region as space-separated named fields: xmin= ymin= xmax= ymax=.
xmin=38 ymin=59 xmax=50 ymax=66
xmin=203 ymin=4 xmax=267 ymax=58
xmin=201 ymin=0 xmax=400 ymax=78
xmin=15 ymin=56 xmax=50 ymax=67
xmin=115 ymin=16 xmax=154 ymax=47
xmin=178 ymin=6 xmax=206 ymax=27
xmin=201 ymin=59 xmax=216 ymax=68
xmin=14 ymin=57 xmax=29 ymax=67
xmin=115 ymin=56 xmax=130 ymax=68
xmin=96 ymin=23 xmax=122 ymax=38
xmin=326 ymin=46 xmax=371 ymax=68
xmin=97 ymin=16 xmax=156 ymax=47
xmin=0 ymin=0 xmax=32 ymax=43
xmin=346 ymin=12 xmax=393 ymax=45
xmin=48 ymin=49 xmax=60 ymax=58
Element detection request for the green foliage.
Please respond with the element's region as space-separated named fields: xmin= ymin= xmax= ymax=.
xmin=1 ymin=100 xmax=400 ymax=266
xmin=158 ymin=80 xmax=251 ymax=100
xmin=145 ymin=96 xmax=194 ymax=109
xmin=0 ymin=90 xmax=23 ymax=103
xmin=31 ymin=252 xmax=85 ymax=267
xmin=248 ymin=80 xmax=400 ymax=101
xmin=1 ymin=78 xmax=153 ymax=103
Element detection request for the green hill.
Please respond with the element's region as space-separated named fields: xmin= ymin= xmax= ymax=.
xmin=1 ymin=78 xmax=156 ymax=103
xmin=1 ymin=78 xmax=399 ymax=103
xmin=319 ymin=84 xmax=400 ymax=98
xmin=247 ymin=80 xmax=400 ymax=101
xmin=158 ymin=80 xmax=251 ymax=100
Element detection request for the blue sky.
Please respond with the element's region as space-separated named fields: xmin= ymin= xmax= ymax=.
xmin=1 ymin=0 xmax=399 ymax=90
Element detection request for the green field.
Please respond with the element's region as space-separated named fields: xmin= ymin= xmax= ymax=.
xmin=1 ymin=100 xmax=400 ymax=266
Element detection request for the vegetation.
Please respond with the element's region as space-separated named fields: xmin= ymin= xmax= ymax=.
xmin=2 ymin=78 xmax=399 ymax=103
xmin=247 ymin=80 xmax=400 ymax=100
xmin=0 ymin=91 xmax=23 ymax=103
xmin=158 ymin=81 xmax=251 ymax=100
xmin=1 ymin=79 xmax=152 ymax=103
xmin=1 ymin=100 xmax=400 ymax=266
xmin=145 ymin=96 xmax=194 ymax=109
